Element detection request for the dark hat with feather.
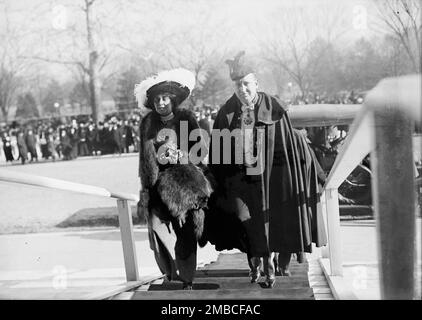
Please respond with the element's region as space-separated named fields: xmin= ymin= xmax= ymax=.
xmin=225 ymin=51 xmax=255 ymax=81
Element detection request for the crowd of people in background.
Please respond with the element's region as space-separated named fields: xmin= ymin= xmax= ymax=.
xmin=0 ymin=114 xmax=142 ymax=165
xmin=286 ymin=90 xmax=365 ymax=105
xmin=0 ymin=90 xmax=363 ymax=165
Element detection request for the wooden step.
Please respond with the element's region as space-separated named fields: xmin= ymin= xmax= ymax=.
xmin=195 ymin=269 xmax=309 ymax=279
xmin=123 ymin=252 xmax=316 ymax=300
xmin=131 ymin=287 xmax=315 ymax=300
xmin=148 ymin=277 xmax=310 ymax=291
xmin=202 ymin=253 xmax=308 ymax=270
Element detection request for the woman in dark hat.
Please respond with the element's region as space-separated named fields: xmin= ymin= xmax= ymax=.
xmin=135 ymin=68 xmax=212 ymax=290
xmin=16 ymin=130 xmax=28 ymax=165
xmin=1 ymin=130 xmax=14 ymax=163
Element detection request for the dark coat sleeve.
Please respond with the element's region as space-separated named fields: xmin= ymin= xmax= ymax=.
xmin=208 ymin=105 xmax=230 ymax=185
xmin=138 ymin=112 xmax=159 ymax=191
xmin=293 ymin=129 xmax=327 ymax=248
xmin=265 ymin=94 xmax=327 ymax=254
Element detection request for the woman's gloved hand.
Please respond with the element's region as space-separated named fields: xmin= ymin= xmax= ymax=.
xmin=137 ymin=190 xmax=150 ymax=219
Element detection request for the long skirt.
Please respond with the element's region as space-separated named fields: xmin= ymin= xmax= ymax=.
xmin=147 ymin=207 xmax=197 ymax=284
xmin=3 ymin=145 xmax=14 ymax=161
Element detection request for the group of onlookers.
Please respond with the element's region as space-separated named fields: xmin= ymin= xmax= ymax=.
xmin=288 ymin=90 xmax=364 ymax=105
xmin=0 ymin=115 xmax=142 ymax=165
xmin=0 ymin=90 xmax=364 ymax=165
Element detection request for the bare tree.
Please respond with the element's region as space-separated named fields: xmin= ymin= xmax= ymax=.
xmin=20 ymin=0 xmax=133 ymax=123
xmin=0 ymin=2 xmax=28 ymax=122
xmin=194 ymin=67 xmax=231 ymax=107
xmin=0 ymin=67 xmax=21 ymax=122
xmin=160 ymin=13 xmax=230 ymax=108
xmin=374 ymin=0 xmax=421 ymax=72
xmin=259 ymin=4 xmax=348 ymax=98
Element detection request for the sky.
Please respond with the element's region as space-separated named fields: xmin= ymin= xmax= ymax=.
xmin=1 ymin=0 xmax=383 ymax=83
xmin=3 ymin=0 xmax=380 ymax=42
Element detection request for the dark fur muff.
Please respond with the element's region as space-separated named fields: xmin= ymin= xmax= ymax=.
xmin=156 ymin=164 xmax=213 ymax=240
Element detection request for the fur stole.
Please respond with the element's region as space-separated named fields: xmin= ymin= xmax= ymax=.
xmin=156 ymin=163 xmax=213 ymax=239
xmin=139 ymin=109 xmax=213 ymax=240
xmin=138 ymin=109 xmax=199 ymax=189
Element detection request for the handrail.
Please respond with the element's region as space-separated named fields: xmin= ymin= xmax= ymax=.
xmin=288 ymin=104 xmax=362 ymax=127
xmin=365 ymin=74 xmax=421 ymax=122
xmin=324 ymin=106 xmax=373 ymax=190
xmin=0 ymin=168 xmax=140 ymax=283
xmin=0 ymin=169 xmax=139 ymax=202
xmin=321 ymin=74 xmax=421 ymax=299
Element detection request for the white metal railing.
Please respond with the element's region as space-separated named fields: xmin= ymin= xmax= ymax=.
xmin=321 ymin=74 xmax=421 ymax=299
xmin=0 ymin=169 xmax=140 ymax=283
xmin=288 ymin=104 xmax=362 ymax=127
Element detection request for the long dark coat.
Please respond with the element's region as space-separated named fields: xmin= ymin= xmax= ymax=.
xmin=68 ymin=128 xmax=79 ymax=159
xmin=16 ymin=133 xmax=28 ymax=162
xmin=205 ymin=92 xmax=327 ymax=256
xmin=138 ymin=108 xmax=212 ymax=283
xmin=2 ymin=136 xmax=14 ymax=161
xmin=25 ymin=132 xmax=38 ymax=159
xmin=60 ymin=131 xmax=72 ymax=160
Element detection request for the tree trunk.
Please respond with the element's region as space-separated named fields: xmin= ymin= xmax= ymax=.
xmin=85 ymin=0 xmax=101 ymax=123
xmin=89 ymin=51 xmax=101 ymax=123
xmin=0 ymin=106 xmax=8 ymax=122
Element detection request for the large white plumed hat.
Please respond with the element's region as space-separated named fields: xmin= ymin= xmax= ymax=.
xmin=134 ymin=68 xmax=195 ymax=114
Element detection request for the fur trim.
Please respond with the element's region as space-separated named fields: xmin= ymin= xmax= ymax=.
xmin=138 ymin=109 xmax=202 ymax=189
xmin=138 ymin=112 xmax=160 ymax=189
xmin=156 ymin=164 xmax=213 ymax=238
xmin=156 ymin=164 xmax=213 ymax=217
xmin=191 ymin=208 xmax=205 ymax=240
xmin=134 ymin=68 xmax=195 ymax=115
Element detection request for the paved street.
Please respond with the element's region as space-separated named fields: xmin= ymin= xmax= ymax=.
xmin=0 ymin=153 xmax=140 ymax=234
xmin=338 ymin=220 xmax=421 ymax=300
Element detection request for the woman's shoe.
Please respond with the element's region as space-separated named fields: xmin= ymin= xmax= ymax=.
xmin=280 ymin=269 xmax=291 ymax=276
xmin=264 ymin=277 xmax=276 ymax=288
xmin=249 ymin=270 xmax=261 ymax=283
xmin=182 ymin=282 xmax=193 ymax=290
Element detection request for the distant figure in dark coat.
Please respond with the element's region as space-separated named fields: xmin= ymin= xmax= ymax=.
xmin=123 ymin=120 xmax=134 ymax=153
xmin=132 ymin=121 xmax=140 ymax=152
xmin=111 ymin=122 xmax=122 ymax=154
xmin=78 ymin=123 xmax=90 ymax=156
xmin=25 ymin=129 xmax=38 ymax=162
xmin=16 ymin=131 xmax=28 ymax=164
xmin=46 ymin=127 xmax=59 ymax=160
xmin=86 ymin=123 xmax=99 ymax=155
xmin=38 ymin=127 xmax=49 ymax=159
xmin=99 ymin=122 xmax=113 ymax=154
xmin=60 ymin=129 xmax=72 ymax=160
xmin=68 ymin=126 xmax=79 ymax=159
xmin=2 ymin=131 xmax=14 ymax=162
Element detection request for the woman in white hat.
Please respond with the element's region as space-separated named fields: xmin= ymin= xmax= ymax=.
xmin=135 ymin=68 xmax=212 ymax=290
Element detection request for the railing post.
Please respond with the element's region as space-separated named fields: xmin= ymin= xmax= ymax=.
xmin=117 ymin=199 xmax=139 ymax=281
xmin=320 ymin=191 xmax=329 ymax=259
xmin=371 ymin=105 xmax=416 ymax=300
xmin=325 ymin=188 xmax=343 ymax=276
